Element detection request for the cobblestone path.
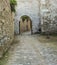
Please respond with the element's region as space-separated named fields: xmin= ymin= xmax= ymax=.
xmin=6 ymin=33 xmax=57 ymax=65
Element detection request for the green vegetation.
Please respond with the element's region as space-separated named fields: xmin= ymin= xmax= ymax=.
xmin=10 ymin=0 xmax=17 ymax=12
xmin=21 ymin=15 xmax=30 ymax=22
xmin=0 ymin=52 xmax=9 ymax=65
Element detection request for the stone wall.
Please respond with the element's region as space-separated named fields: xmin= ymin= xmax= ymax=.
xmin=20 ymin=19 xmax=31 ymax=33
xmin=0 ymin=0 xmax=14 ymax=57
xmin=41 ymin=0 xmax=57 ymax=34
xmin=14 ymin=0 xmax=40 ymax=34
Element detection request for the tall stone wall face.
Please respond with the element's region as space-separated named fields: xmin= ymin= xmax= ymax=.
xmin=14 ymin=0 xmax=40 ymax=34
xmin=0 ymin=0 xmax=14 ymax=57
xmin=41 ymin=0 xmax=57 ymax=33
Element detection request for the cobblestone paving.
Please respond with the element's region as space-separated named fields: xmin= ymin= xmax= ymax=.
xmin=6 ymin=33 xmax=57 ymax=65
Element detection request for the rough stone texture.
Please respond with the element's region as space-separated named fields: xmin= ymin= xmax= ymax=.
xmin=5 ymin=33 xmax=57 ymax=65
xmin=20 ymin=19 xmax=31 ymax=33
xmin=41 ymin=0 xmax=57 ymax=33
xmin=15 ymin=0 xmax=57 ymax=34
xmin=14 ymin=0 xmax=40 ymax=34
xmin=0 ymin=0 xmax=14 ymax=57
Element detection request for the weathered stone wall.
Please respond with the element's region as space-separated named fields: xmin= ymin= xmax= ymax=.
xmin=14 ymin=0 xmax=40 ymax=34
xmin=41 ymin=0 xmax=57 ymax=33
xmin=20 ymin=19 xmax=31 ymax=33
xmin=0 ymin=0 xmax=14 ymax=57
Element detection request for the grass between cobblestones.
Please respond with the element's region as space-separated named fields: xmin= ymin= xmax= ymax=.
xmin=0 ymin=51 xmax=9 ymax=65
xmin=38 ymin=35 xmax=57 ymax=43
xmin=0 ymin=36 xmax=19 ymax=65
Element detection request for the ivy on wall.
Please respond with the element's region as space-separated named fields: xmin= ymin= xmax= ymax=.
xmin=21 ymin=15 xmax=30 ymax=22
xmin=10 ymin=0 xmax=17 ymax=12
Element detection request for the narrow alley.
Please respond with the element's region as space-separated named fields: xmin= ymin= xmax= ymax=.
xmin=0 ymin=0 xmax=57 ymax=65
xmin=4 ymin=33 xmax=57 ymax=65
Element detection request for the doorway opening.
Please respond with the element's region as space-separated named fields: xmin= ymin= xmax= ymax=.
xmin=19 ymin=15 xmax=33 ymax=35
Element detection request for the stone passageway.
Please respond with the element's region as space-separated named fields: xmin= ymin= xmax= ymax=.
xmin=0 ymin=0 xmax=57 ymax=65
xmin=5 ymin=33 xmax=57 ymax=65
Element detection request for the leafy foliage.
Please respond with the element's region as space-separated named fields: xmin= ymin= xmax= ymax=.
xmin=10 ymin=0 xmax=17 ymax=12
xmin=21 ymin=15 xmax=30 ymax=22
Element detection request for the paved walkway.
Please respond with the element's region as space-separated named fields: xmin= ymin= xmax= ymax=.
xmin=6 ymin=33 xmax=57 ymax=65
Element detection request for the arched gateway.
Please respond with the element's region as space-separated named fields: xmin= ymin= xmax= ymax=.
xmin=14 ymin=0 xmax=40 ymax=34
xmin=19 ymin=15 xmax=33 ymax=34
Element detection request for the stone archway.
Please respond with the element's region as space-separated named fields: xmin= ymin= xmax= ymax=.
xmin=19 ymin=15 xmax=33 ymax=35
xmin=14 ymin=0 xmax=40 ymax=34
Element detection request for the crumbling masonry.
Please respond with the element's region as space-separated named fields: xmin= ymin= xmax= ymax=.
xmin=0 ymin=0 xmax=14 ymax=57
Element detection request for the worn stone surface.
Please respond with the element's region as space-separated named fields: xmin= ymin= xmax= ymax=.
xmin=0 ymin=0 xmax=14 ymax=57
xmin=5 ymin=33 xmax=57 ymax=65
